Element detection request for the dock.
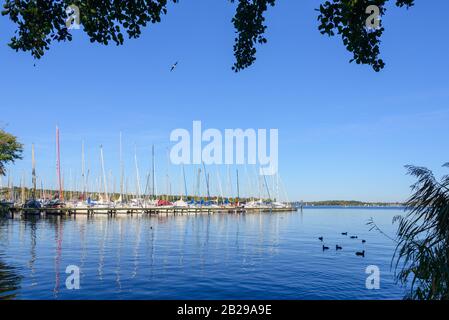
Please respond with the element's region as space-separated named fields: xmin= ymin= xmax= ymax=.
xmin=6 ymin=205 xmax=297 ymax=218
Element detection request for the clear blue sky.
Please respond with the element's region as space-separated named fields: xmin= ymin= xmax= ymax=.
xmin=1 ymin=0 xmax=448 ymax=202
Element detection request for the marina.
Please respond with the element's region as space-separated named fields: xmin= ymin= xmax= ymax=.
xmin=5 ymin=204 xmax=297 ymax=218
xmin=1 ymin=126 xmax=295 ymax=220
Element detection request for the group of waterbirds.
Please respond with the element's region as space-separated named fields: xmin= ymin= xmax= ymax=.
xmin=319 ymin=232 xmax=366 ymax=257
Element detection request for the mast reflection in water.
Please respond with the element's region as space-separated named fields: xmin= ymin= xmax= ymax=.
xmin=0 ymin=209 xmax=406 ymax=299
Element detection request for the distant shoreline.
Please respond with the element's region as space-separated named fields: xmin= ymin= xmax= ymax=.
xmin=301 ymin=205 xmax=406 ymax=210
xmin=294 ymin=200 xmax=405 ymax=210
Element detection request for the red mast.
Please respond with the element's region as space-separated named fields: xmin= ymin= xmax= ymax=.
xmin=56 ymin=126 xmax=63 ymax=201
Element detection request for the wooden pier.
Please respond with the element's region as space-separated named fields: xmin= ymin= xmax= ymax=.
xmin=6 ymin=205 xmax=297 ymax=218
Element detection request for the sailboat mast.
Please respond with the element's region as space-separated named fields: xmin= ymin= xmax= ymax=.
xmin=165 ymin=147 xmax=170 ymax=201
xmin=8 ymin=173 xmax=11 ymax=202
xmin=207 ymin=173 xmax=210 ymax=199
xmin=262 ymin=170 xmax=271 ymax=201
xmin=244 ymin=164 xmax=253 ymax=201
xmin=151 ymin=144 xmax=155 ymax=199
xmin=31 ymin=143 xmax=36 ymax=199
xmin=56 ymin=126 xmax=63 ymax=200
xmin=100 ymin=145 xmax=109 ymax=202
xmin=109 ymin=170 xmax=113 ymax=201
xmin=196 ymin=168 xmax=201 ymax=200
xmin=202 ymin=162 xmax=210 ymax=200
xmin=20 ymin=173 xmax=25 ymax=204
xmin=236 ymin=169 xmax=240 ymax=205
xmin=276 ymin=173 xmax=280 ymax=202
xmin=62 ymin=173 xmax=65 ymax=201
xmin=8 ymin=171 xmax=13 ymax=202
xmin=81 ymin=140 xmax=85 ymax=199
xmin=86 ymin=169 xmax=90 ymax=198
xmin=134 ymin=145 xmax=141 ymax=199
xmin=227 ymin=165 xmax=233 ymax=201
xmin=120 ymin=132 xmax=124 ymax=201
xmin=216 ymin=170 xmax=224 ymax=204
xmin=182 ymin=164 xmax=188 ymax=199
xmin=69 ymin=168 xmax=73 ymax=201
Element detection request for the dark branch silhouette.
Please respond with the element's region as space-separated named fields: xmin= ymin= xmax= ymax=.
xmin=2 ymin=0 xmax=415 ymax=71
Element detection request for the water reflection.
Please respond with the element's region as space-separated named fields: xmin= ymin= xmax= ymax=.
xmin=98 ymin=217 xmax=107 ymax=280
xmin=116 ymin=218 xmax=122 ymax=290
xmin=53 ymin=217 xmax=63 ymax=298
xmin=0 ymin=257 xmax=22 ymax=299
xmin=0 ymin=219 xmax=22 ymax=299
xmin=24 ymin=218 xmax=37 ymax=287
xmin=132 ymin=219 xmax=141 ymax=279
xmin=0 ymin=210 xmax=406 ymax=299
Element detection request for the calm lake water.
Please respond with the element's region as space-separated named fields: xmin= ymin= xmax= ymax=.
xmin=0 ymin=208 xmax=407 ymax=300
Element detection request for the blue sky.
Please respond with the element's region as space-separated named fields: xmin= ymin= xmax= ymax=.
xmin=1 ymin=0 xmax=448 ymax=202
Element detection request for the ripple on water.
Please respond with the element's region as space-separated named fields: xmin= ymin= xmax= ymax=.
xmin=0 ymin=209 xmax=406 ymax=299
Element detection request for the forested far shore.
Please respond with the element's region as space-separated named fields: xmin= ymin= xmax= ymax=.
xmin=300 ymin=200 xmax=404 ymax=207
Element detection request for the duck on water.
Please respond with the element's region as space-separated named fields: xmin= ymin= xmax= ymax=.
xmin=356 ymin=250 xmax=365 ymax=257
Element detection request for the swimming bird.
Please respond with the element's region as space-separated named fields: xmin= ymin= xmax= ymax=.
xmin=170 ymin=61 xmax=178 ymax=72
xmin=319 ymin=237 xmax=324 ymax=241
xmin=356 ymin=250 xmax=365 ymax=257
xmin=323 ymin=245 xmax=330 ymax=251
xmin=336 ymin=245 xmax=343 ymax=250
xmin=362 ymin=240 xmax=366 ymax=243
xmin=350 ymin=236 xmax=358 ymax=239
xmin=341 ymin=232 xmax=348 ymax=236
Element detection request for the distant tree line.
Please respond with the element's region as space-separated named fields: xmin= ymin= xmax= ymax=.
xmin=304 ymin=200 xmax=403 ymax=207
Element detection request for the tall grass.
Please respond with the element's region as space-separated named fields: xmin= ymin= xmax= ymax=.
xmin=393 ymin=163 xmax=449 ymax=299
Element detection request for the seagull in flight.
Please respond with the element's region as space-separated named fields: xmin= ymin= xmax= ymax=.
xmin=170 ymin=61 xmax=178 ymax=72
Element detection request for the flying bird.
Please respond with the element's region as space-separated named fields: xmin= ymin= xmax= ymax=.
xmin=170 ymin=61 xmax=178 ymax=72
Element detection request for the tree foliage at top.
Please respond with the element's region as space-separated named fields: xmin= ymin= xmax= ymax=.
xmin=0 ymin=129 xmax=23 ymax=176
xmin=2 ymin=0 xmax=415 ymax=72
xmin=316 ymin=0 xmax=414 ymax=72
xmin=391 ymin=163 xmax=449 ymax=300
